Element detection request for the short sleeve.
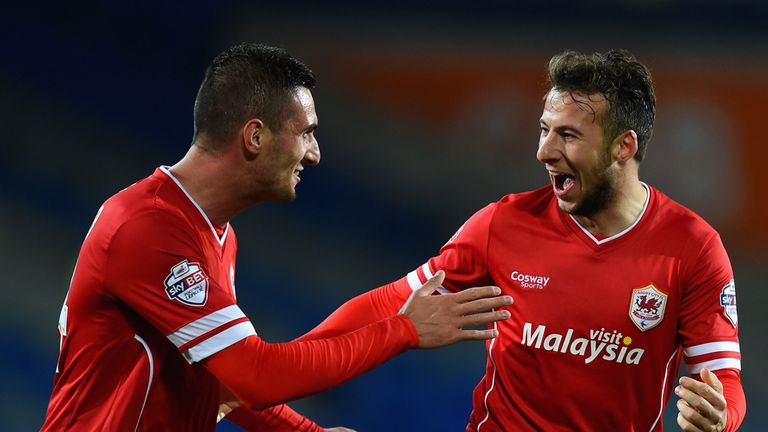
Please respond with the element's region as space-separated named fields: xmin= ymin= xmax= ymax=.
xmin=678 ymin=233 xmax=741 ymax=374
xmin=105 ymin=210 xmax=255 ymax=363
xmin=403 ymin=203 xmax=496 ymax=294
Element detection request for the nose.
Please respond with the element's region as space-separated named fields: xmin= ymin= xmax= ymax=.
xmin=536 ymin=131 xmax=559 ymax=165
xmin=303 ymin=135 xmax=321 ymax=166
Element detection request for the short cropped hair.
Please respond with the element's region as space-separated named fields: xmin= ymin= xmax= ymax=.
xmin=546 ymin=49 xmax=656 ymax=161
xmin=193 ymin=43 xmax=316 ymax=147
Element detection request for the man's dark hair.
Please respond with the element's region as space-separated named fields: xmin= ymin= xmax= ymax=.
xmin=193 ymin=43 xmax=316 ymax=148
xmin=546 ymin=49 xmax=656 ymax=161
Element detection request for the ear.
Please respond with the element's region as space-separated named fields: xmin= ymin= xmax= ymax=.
xmin=612 ymin=130 xmax=638 ymax=164
xmin=241 ymin=118 xmax=268 ymax=157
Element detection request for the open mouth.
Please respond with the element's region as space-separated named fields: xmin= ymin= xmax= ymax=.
xmin=552 ymin=173 xmax=575 ymax=194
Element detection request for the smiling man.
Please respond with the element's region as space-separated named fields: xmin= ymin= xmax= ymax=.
xmin=40 ymin=43 xmax=513 ymax=431
xmin=299 ymin=50 xmax=746 ymax=431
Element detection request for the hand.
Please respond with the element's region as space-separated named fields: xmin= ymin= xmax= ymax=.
xmin=675 ymin=368 xmax=728 ymax=431
xmin=324 ymin=428 xmax=357 ymax=432
xmin=400 ymin=270 xmax=512 ymax=349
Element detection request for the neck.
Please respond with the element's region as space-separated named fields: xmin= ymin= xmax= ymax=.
xmin=169 ymin=144 xmax=248 ymax=227
xmin=572 ymin=178 xmax=648 ymax=238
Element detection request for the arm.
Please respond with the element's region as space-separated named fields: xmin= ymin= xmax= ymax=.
xmin=223 ymin=401 xmax=354 ymax=432
xmin=215 ymin=203 xmax=503 ymax=422
xmin=675 ymin=367 xmax=745 ymax=432
xmin=676 ymin=233 xmax=746 ymax=431
xmin=298 ymin=203 xmax=501 ymax=342
xmin=206 ymin=314 xmax=417 ymax=410
xmin=224 ymin=275 xmax=505 ymax=427
xmin=218 ymin=386 xmax=324 ymax=432
xmin=296 ymin=280 xmax=411 ymax=341
xmin=224 ymin=404 xmax=323 ymax=432
xmin=205 ymin=272 xmax=511 ymax=410
xmin=218 ymin=281 xmax=408 ymax=429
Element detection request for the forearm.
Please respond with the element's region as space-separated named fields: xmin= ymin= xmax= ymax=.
xmin=205 ymin=314 xmax=417 ymax=409
xmin=226 ymin=404 xmax=322 ymax=432
xmin=714 ymin=369 xmax=746 ymax=432
xmin=297 ymin=280 xmax=411 ymax=341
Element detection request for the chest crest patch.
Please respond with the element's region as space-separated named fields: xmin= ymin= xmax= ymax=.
xmin=164 ymin=260 xmax=209 ymax=306
xmin=629 ymin=284 xmax=667 ymax=331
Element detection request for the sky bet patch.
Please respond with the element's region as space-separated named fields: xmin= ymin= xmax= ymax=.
xmin=164 ymin=260 xmax=209 ymax=306
xmin=720 ymin=279 xmax=737 ymax=327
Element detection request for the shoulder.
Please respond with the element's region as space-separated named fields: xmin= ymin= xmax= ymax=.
xmin=490 ymin=185 xmax=555 ymax=226
xmin=450 ymin=186 xmax=553 ymax=241
xmin=648 ymin=186 xmax=719 ymax=242
xmin=496 ymin=185 xmax=553 ymax=213
xmin=96 ymin=170 xmax=197 ymax=243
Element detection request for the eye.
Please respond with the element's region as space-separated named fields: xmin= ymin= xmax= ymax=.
xmin=303 ymin=125 xmax=317 ymax=139
xmin=539 ymin=126 xmax=549 ymax=136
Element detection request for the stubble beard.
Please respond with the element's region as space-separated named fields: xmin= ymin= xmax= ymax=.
xmin=569 ymin=153 xmax=616 ymax=218
xmin=273 ymin=180 xmax=297 ymax=202
xmin=251 ymin=173 xmax=297 ymax=204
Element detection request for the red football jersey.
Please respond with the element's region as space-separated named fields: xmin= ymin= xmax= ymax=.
xmin=42 ymin=167 xmax=256 ymax=431
xmin=402 ymin=184 xmax=741 ymax=431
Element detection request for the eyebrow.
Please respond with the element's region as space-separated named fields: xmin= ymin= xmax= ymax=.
xmin=539 ymin=119 xmax=582 ymax=136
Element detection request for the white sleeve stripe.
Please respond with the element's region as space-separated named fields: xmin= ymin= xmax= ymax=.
xmin=406 ymin=270 xmax=422 ymax=291
xmin=683 ymin=341 xmax=740 ymax=357
xmin=167 ymin=305 xmax=246 ymax=347
xmin=686 ymin=358 xmax=741 ymax=374
xmin=182 ymin=321 xmax=256 ymax=364
xmin=421 ymin=263 xmax=449 ymax=294
xmin=406 ymin=267 xmax=449 ymax=295
xmin=421 ymin=263 xmax=434 ymax=279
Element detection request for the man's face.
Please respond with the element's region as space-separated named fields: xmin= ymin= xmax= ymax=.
xmin=536 ymin=90 xmax=616 ymax=217
xmin=256 ymin=87 xmax=320 ymax=202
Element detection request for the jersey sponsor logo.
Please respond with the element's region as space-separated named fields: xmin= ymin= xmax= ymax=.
xmin=521 ymin=322 xmax=644 ymax=365
xmin=629 ymin=284 xmax=667 ymax=331
xmin=164 ymin=260 xmax=209 ymax=306
xmin=720 ymin=279 xmax=737 ymax=327
xmin=510 ymin=271 xmax=550 ymax=289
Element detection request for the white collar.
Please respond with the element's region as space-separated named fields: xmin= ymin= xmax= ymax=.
xmin=568 ymin=182 xmax=650 ymax=245
xmin=160 ymin=166 xmax=229 ymax=246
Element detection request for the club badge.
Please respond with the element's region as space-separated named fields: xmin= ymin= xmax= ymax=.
xmin=629 ymin=284 xmax=667 ymax=331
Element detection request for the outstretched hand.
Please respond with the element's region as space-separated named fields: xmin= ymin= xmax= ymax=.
xmin=400 ymin=270 xmax=512 ymax=349
xmin=675 ymin=367 xmax=727 ymax=431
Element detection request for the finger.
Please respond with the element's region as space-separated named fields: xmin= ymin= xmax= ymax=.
xmin=456 ymin=328 xmax=499 ymax=341
xmin=675 ymin=384 xmax=720 ymax=424
xmin=415 ymin=270 xmax=445 ymax=297
xmin=458 ymin=296 xmax=514 ymax=315
xmin=677 ymin=412 xmax=706 ymax=432
xmin=680 ymin=376 xmax=727 ymax=410
xmin=677 ymin=398 xmax=712 ymax=432
xmin=701 ymin=368 xmax=724 ymax=394
xmin=459 ymin=310 xmax=511 ymax=327
xmin=453 ymin=285 xmax=502 ymax=303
